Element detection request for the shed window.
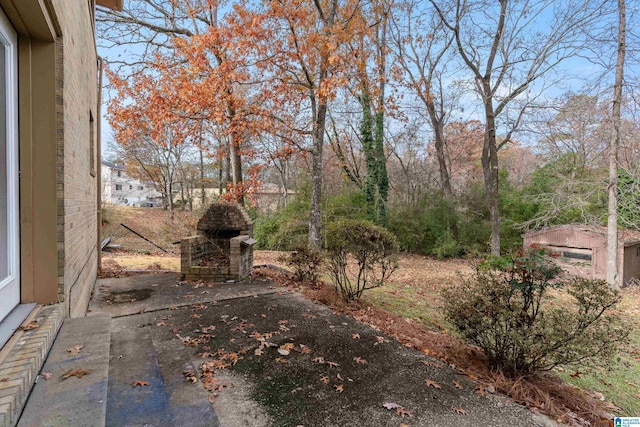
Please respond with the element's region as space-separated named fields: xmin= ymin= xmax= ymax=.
xmin=545 ymin=245 xmax=592 ymax=266
xmin=562 ymin=251 xmax=592 ymax=261
xmin=115 ymin=184 xmax=122 ymax=191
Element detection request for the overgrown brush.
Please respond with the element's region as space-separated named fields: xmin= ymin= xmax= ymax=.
xmin=443 ymin=246 xmax=628 ymax=376
xmin=279 ymin=247 xmax=322 ymax=284
xmin=325 ymin=219 xmax=399 ymax=301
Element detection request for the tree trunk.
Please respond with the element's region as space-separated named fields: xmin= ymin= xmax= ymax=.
xmin=360 ymin=90 xmax=377 ymax=221
xmin=482 ymin=93 xmax=501 ymax=256
xmin=180 ymin=181 xmax=185 ymax=211
xmin=373 ymin=109 xmax=388 ymax=226
xmin=309 ymin=102 xmax=327 ymax=250
xmin=224 ymin=137 xmax=231 ymax=191
xmin=167 ymin=180 xmax=175 ymax=221
xmin=607 ymin=0 xmax=626 ymax=289
xmin=426 ymin=101 xmax=457 ymax=238
xmin=200 ymin=143 xmax=206 ymax=208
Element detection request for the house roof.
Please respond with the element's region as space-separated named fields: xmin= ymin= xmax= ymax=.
xmin=524 ymin=224 xmax=640 ymax=246
xmin=96 ymin=0 xmax=124 ymax=11
xmin=101 ymin=160 xmax=124 ymax=170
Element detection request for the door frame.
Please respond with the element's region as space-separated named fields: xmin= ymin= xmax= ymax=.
xmin=0 ymin=5 xmax=20 ymax=325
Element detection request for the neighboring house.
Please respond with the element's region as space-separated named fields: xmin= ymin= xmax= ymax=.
xmin=254 ymin=183 xmax=295 ymax=214
xmin=523 ymin=224 xmax=640 ymax=288
xmin=0 ymin=1 xmax=122 ymax=425
xmin=101 ymin=160 xmax=162 ymax=206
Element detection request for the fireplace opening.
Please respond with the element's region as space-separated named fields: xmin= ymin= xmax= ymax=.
xmin=180 ymin=203 xmax=255 ymax=281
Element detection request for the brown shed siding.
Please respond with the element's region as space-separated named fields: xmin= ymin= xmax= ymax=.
xmin=524 ymin=225 xmax=640 ymax=287
xmin=623 ymin=243 xmax=640 ymax=285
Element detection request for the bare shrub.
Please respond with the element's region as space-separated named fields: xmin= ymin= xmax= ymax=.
xmin=443 ymin=247 xmax=628 ymax=376
xmin=325 ymin=219 xmax=399 ymax=301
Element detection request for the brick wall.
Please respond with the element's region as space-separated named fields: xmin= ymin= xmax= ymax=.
xmin=51 ymin=0 xmax=99 ymax=318
xmin=197 ymin=203 xmax=253 ymax=236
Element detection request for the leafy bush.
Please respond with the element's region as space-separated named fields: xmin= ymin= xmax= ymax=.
xmin=387 ymin=194 xmax=462 ymax=256
xmin=279 ymin=247 xmax=322 ymax=284
xmin=325 ymin=219 xmax=399 ymax=301
xmin=254 ymin=188 xmax=369 ymax=251
xmin=253 ymin=195 xmax=309 ymax=250
xmin=431 ymin=228 xmax=460 ymax=259
xmin=443 ymin=247 xmax=627 ymax=376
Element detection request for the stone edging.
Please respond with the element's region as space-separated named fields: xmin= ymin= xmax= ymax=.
xmin=0 ymin=305 xmax=64 ymax=427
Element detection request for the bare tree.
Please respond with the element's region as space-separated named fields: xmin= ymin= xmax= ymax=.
xmin=607 ymin=0 xmax=626 ymax=289
xmin=429 ymin=0 xmax=608 ymax=255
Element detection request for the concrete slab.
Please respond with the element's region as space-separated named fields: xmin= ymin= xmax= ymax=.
xmin=106 ymin=316 xmax=170 ymax=427
xmin=90 ymin=273 xmax=279 ymax=318
xmin=149 ymin=322 xmax=219 ymax=426
xmin=18 ymin=314 xmax=110 ymax=427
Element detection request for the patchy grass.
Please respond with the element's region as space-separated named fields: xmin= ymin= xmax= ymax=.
xmin=102 ymin=205 xmax=200 ymax=255
xmin=552 ymin=285 xmax=640 ymax=416
xmin=102 ymin=253 xmax=180 ymax=271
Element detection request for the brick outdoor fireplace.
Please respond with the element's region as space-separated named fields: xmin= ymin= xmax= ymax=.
xmin=181 ymin=203 xmax=255 ymax=281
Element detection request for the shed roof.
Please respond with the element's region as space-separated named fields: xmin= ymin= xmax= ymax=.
xmin=523 ymin=224 xmax=640 ymax=246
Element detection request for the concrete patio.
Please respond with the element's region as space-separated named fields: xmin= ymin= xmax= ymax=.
xmin=15 ymin=272 xmax=557 ymax=427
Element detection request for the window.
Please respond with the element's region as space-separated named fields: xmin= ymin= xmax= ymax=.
xmin=129 ymin=185 xmax=133 ymax=190
xmin=89 ymin=111 xmax=95 ymax=177
xmin=138 ymin=186 xmax=144 ymax=190
xmin=117 ymin=170 xmax=121 ymax=178
xmin=546 ymin=245 xmax=592 ymax=266
xmin=115 ymin=184 xmax=122 ymax=191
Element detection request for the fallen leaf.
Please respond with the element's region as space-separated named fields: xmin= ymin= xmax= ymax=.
xmin=321 ymin=376 xmax=330 ymax=384
xmin=67 ymin=345 xmax=84 ymax=356
xmin=274 ymin=357 xmax=287 ymax=364
xmin=383 ymin=402 xmax=403 ymax=410
xmin=299 ymin=345 xmax=311 ymax=354
xmin=281 ymin=343 xmax=295 ymax=351
xmin=62 ymin=368 xmax=91 ymax=379
xmin=400 ymin=424 xmax=410 ymax=427
xmin=183 ymin=370 xmax=198 ymax=383
xmin=351 ymin=333 xmax=360 ymax=339
xmin=337 ymin=373 xmax=344 ymax=381
xmin=254 ymin=348 xmax=264 ymax=356
xmin=327 ymin=361 xmax=340 ymax=368
xmin=354 ymin=357 xmax=367 ymax=365
xmin=486 ymin=384 xmax=496 ymax=394
xmin=374 ymin=336 xmax=388 ymax=346
xmin=452 ymin=407 xmax=467 ymax=415
xmin=191 ymin=314 xmax=201 ymax=319
xmin=156 ymin=321 xmax=166 ymax=326
xmin=131 ymin=380 xmax=149 ymax=387
xmin=475 ymin=385 xmax=486 ymax=396
xmin=18 ymin=321 xmax=39 ymax=331
xmin=570 ymin=371 xmax=582 ymax=378
xmin=312 ymin=357 xmax=325 ymax=364
xmin=422 ymin=360 xmax=441 ymax=368
xmin=425 ymin=379 xmax=441 ymax=389
xmin=41 ymin=373 xmax=52 ymax=380
xmin=453 ymin=381 xmax=463 ymax=390
xmin=334 ymin=384 xmax=344 ymax=393
xmin=0 ymin=378 xmax=7 ymax=382
xmin=277 ymin=348 xmax=290 ymax=356
xmin=396 ymin=407 xmax=413 ymax=418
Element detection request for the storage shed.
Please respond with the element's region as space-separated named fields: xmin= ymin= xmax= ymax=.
xmin=523 ymin=224 xmax=640 ymax=287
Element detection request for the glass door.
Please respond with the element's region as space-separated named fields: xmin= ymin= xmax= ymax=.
xmin=0 ymin=7 xmax=19 ymax=323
